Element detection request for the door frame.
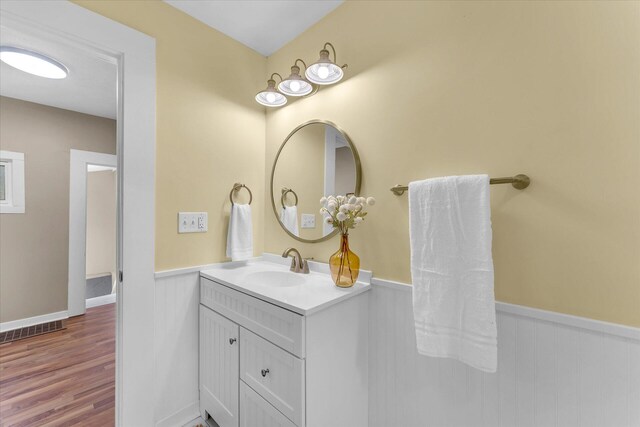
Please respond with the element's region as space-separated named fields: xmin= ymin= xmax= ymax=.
xmin=68 ymin=150 xmax=117 ymax=317
xmin=0 ymin=2 xmax=157 ymax=425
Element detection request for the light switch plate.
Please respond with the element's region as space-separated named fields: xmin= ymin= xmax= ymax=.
xmin=301 ymin=214 xmax=316 ymax=229
xmin=178 ymin=212 xmax=208 ymax=233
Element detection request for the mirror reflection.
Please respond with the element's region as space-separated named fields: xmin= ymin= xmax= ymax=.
xmin=271 ymin=121 xmax=360 ymax=242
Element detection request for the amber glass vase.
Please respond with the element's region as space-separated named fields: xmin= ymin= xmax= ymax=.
xmin=329 ymin=233 xmax=360 ymax=287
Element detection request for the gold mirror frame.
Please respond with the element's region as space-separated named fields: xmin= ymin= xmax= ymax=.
xmin=270 ymin=119 xmax=362 ymax=243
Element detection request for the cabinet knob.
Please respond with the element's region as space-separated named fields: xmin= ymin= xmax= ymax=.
xmin=229 ymin=338 xmax=237 ymax=345
xmin=261 ymin=368 xmax=270 ymax=377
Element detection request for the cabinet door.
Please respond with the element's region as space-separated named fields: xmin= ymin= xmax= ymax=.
xmin=200 ymin=305 xmax=239 ymax=427
xmin=240 ymin=381 xmax=297 ymax=427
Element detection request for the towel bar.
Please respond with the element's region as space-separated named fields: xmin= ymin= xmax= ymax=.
xmin=390 ymin=174 xmax=530 ymax=196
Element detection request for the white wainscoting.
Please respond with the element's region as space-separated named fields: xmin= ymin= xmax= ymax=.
xmin=369 ymin=279 xmax=640 ymax=427
xmin=155 ymin=271 xmax=201 ymax=427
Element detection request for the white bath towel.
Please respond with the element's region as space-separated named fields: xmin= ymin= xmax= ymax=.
xmin=226 ymin=204 xmax=253 ymax=261
xmin=409 ymin=175 xmax=497 ymax=373
xmin=280 ymin=206 xmax=299 ymax=236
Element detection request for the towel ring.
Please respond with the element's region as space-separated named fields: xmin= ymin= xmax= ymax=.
xmin=230 ymin=183 xmax=253 ymax=205
xmin=281 ymin=188 xmax=298 ymax=208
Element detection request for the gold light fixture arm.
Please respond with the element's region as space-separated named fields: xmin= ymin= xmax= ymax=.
xmin=270 ymin=72 xmax=284 ymax=82
xmin=294 ymin=59 xmax=307 ymax=70
xmin=323 ymin=42 xmax=347 ymax=69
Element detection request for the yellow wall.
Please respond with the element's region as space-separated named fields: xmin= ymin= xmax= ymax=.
xmin=264 ymin=1 xmax=640 ymax=326
xmin=75 ymin=0 xmax=267 ymax=271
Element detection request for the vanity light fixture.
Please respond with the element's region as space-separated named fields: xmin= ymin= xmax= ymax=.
xmin=278 ymin=59 xmax=313 ymax=97
xmin=305 ymin=42 xmax=346 ymax=85
xmin=255 ymin=73 xmax=287 ymax=107
xmin=0 ymin=46 xmax=68 ymax=79
xmin=255 ymin=42 xmax=347 ymax=108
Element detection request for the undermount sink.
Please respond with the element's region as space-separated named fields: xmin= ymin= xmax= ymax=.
xmin=244 ymin=270 xmax=307 ymax=288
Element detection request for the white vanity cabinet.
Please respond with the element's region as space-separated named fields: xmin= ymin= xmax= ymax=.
xmin=199 ymin=267 xmax=369 ymax=427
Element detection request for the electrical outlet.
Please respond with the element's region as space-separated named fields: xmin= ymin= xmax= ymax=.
xmin=178 ymin=212 xmax=207 ymax=233
xmin=301 ymin=214 xmax=316 ymax=229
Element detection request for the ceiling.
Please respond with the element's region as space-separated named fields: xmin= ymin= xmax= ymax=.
xmin=0 ymin=25 xmax=117 ymax=119
xmin=0 ymin=1 xmax=341 ymax=118
xmin=164 ymin=0 xmax=343 ymax=56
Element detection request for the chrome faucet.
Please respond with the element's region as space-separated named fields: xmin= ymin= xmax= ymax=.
xmin=282 ymin=247 xmax=309 ymax=274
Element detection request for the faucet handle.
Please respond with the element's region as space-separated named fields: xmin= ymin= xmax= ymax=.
xmin=301 ymin=258 xmax=311 ymax=274
xmin=290 ymin=257 xmax=300 ymax=272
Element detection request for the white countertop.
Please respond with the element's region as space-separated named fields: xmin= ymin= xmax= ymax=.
xmin=200 ymin=254 xmax=371 ymax=315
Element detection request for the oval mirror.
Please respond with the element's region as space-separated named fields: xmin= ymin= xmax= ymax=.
xmin=271 ymin=120 xmax=361 ymax=243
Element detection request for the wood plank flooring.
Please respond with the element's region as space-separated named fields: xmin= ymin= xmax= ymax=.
xmin=0 ymin=304 xmax=115 ymax=426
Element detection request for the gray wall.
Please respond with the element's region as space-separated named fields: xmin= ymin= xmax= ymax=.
xmin=0 ymin=96 xmax=116 ymax=323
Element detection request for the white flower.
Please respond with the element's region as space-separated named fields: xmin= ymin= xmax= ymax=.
xmin=348 ymin=196 xmax=357 ymax=204
xmin=328 ymin=202 xmax=337 ymax=210
xmin=357 ymin=197 xmax=366 ymax=204
xmin=355 ymin=203 xmax=364 ymax=211
xmin=324 ymin=216 xmax=333 ymax=224
xmin=337 ymin=195 xmax=345 ymax=203
xmin=339 ymin=205 xmax=348 ymax=213
xmin=336 ymin=212 xmax=347 ymax=221
xmin=320 ymin=207 xmax=327 ymax=214
xmin=319 ymin=196 xmax=327 ymax=205
xmin=366 ymin=197 xmax=376 ymax=206
xmin=354 ymin=217 xmax=363 ymax=224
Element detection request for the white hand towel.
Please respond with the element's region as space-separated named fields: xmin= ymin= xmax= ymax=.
xmin=280 ymin=206 xmax=299 ymax=236
xmin=226 ymin=204 xmax=253 ymax=261
xmin=409 ymin=175 xmax=497 ymax=372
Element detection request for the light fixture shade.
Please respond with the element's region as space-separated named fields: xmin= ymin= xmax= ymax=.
xmin=305 ymin=49 xmax=343 ymax=85
xmin=0 ymin=46 xmax=68 ymax=79
xmin=278 ymin=65 xmax=313 ymax=97
xmin=255 ymin=78 xmax=287 ymax=107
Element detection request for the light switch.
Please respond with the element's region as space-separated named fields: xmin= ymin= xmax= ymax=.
xmin=301 ymin=214 xmax=316 ymax=229
xmin=178 ymin=212 xmax=207 ymax=233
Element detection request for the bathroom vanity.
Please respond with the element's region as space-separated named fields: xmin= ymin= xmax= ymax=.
xmin=199 ymin=256 xmax=370 ymax=427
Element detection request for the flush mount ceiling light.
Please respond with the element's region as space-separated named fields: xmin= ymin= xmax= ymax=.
xmin=255 ymin=73 xmax=287 ymax=107
xmin=0 ymin=46 xmax=68 ymax=79
xmin=305 ymin=42 xmax=346 ymax=86
xmin=278 ymin=59 xmax=313 ymax=97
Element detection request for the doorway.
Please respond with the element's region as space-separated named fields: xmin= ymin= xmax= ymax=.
xmin=69 ymin=150 xmax=118 ymax=316
xmin=1 ymin=2 xmax=156 ymax=425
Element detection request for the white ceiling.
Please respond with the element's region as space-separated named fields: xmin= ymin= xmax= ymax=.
xmin=0 ymin=1 xmax=341 ymax=118
xmin=164 ymin=0 xmax=343 ymax=56
xmin=0 ymin=25 xmax=117 ymax=119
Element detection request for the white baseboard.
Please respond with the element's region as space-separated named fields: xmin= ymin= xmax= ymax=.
xmin=0 ymin=310 xmax=68 ymax=333
xmin=86 ymin=293 xmax=116 ymax=309
xmin=155 ymin=401 xmax=200 ymax=427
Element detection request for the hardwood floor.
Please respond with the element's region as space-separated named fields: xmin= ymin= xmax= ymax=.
xmin=0 ymin=304 xmax=115 ymax=426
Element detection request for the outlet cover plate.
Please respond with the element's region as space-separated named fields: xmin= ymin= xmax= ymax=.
xmin=178 ymin=212 xmax=208 ymax=233
xmin=301 ymin=214 xmax=315 ymax=229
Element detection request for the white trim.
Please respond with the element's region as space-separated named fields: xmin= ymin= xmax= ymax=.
xmin=370 ymin=277 xmax=640 ymax=341
xmin=0 ymin=310 xmax=68 ymax=333
xmin=69 ymin=149 xmax=117 ymax=318
xmin=155 ymin=263 xmax=226 ymax=279
xmin=0 ymin=3 xmax=157 ymax=426
xmin=86 ymin=293 xmax=116 ymax=309
xmin=0 ymin=150 xmax=25 ymax=214
xmin=155 ymin=402 xmax=200 ymax=427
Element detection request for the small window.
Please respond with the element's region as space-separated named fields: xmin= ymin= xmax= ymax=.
xmin=0 ymin=163 xmax=6 ymax=201
xmin=0 ymin=151 xmax=25 ymax=214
